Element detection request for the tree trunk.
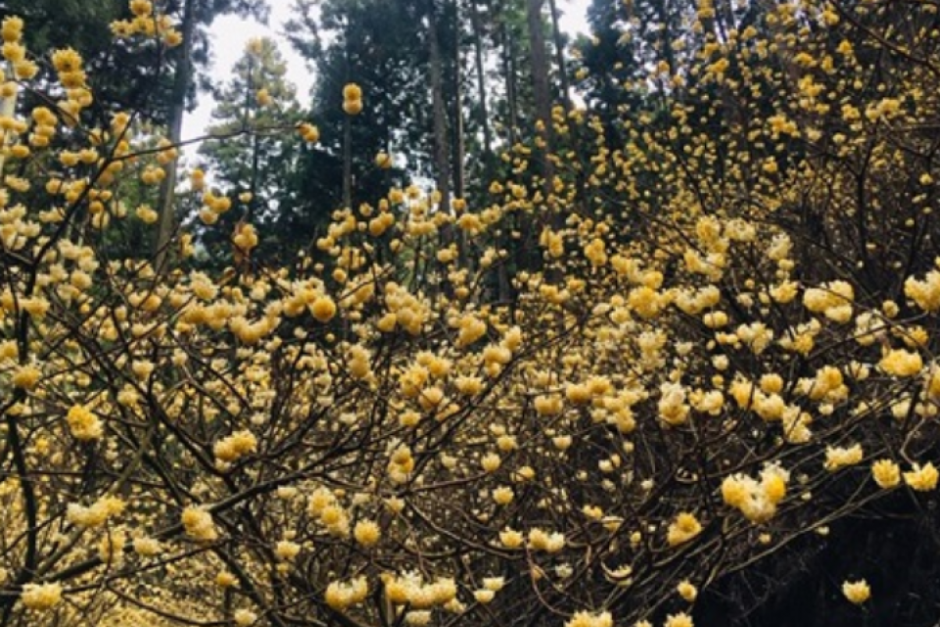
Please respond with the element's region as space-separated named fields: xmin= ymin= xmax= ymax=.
xmin=155 ymin=0 xmax=196 ymax=271
xmin=343 ymin=28 xmax=353 ymax=209
xmin=451 ymin=0 xmax=465 ymax=203
xmin=547 ymin=0 xmax=569 ymax=109
xmin=470 ymin=0 xmax=495 ymax=182
xmin=428 ymin=0 xmax=451 ymax=214
xmin=501 ymin=21 xmax=518 ymax=146
xmin=244 ymin=55 xmax=260 ymax=223
xmin=526 ymin=0 xmax=554 ymax=198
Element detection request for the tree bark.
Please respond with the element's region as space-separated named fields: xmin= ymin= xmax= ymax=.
xmin=451 ymin=0 xmax=465 ymax=203
xmin=526 ymin=0 xmax=554 ymax=197
xmin=501 ymin=21 xmax=518 ymax=146
xmin=470 ymin=0 xmax=495 ymax=181
xmin=343 ymin=24 xmax=353 ymax=209
xmin=547 ymin=0 xmax=569 ymax=109
xmin=428 ymin=0 xmax=451 ymax=214
xmin=155 ymin=0 xmax=196 ymax=271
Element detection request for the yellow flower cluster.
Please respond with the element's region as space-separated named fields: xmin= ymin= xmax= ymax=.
xmin=721 ymin=464 xmax=789 ymax=523
xmin=181 ymin=507 xmax=219 ymax=542
xmin=824 ymin=444 xmax=864 ymax=472
xmin=325 ymin=576 xmax=369 ymax=611
xmin=20 ymin=582 xmax=62 ymax=611
xmin=213 ymin=430 xmax=258 ymax=463
xmin=1 ymin=16 xmax=37 ymax=79
xmin=664 ymin=613 xmax=694 ymax=627
xmin=528 ymin=527 xmax=566 ymax=553
xmin=66 ymin=404 xmax=104 ymax=440
xmin=111 ymin=0 xmax=182 ymax=46
xmin=803 ymin=280 xmax=854 ymax=323
xmin=565 ymin=610 xmax=614 ymax=627
xmin=308 ymin=487 xmax=350 ymax=535
xmin=879 ymin=348 xmax=923 ymax=377
xmin=382 ymin=572 xmax=457 ymax=609
xmin=298 ymin=122 xmax=320 ymax=143
xmin=905 ymin=267 xmax=940 ymax=312
xmin=66 ymin=495 xmax=125 ymax=528
xmin=472 ymin=576 xmax=505 ymax=603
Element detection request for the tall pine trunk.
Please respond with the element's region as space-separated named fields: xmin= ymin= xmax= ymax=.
xmin=547 ymin=0 xmax=569 ymax=109
xmin=428 ymin=0 xmax=451 ymax=214
xmin=526 ymin=0 xmax=554 ymax=197
xmin=155 ymin=0 xmax=196 ymax=271
xmin=450 ymin=0 xmax=465 ymax=204
xmin=500 ymin=21 xmax=518 ymax=146
xmin=470 ymin=0 xmax=494 ymax=181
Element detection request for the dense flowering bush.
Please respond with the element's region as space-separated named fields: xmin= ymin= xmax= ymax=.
xmin=0 ymin=2 xmax=939 ymax=627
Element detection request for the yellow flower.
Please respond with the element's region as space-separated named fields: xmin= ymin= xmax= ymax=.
xmin=903 ymin=462 xmax=939 ymax=491
xmin=343 ymin=83 xmax=362 ymax=101
xmin=1 ymin=16 xmax=24 ymax=43
xmin=565 ymin=611 xmax=613 ymax=627
xmin=481 ymin=452 xmax=501 ymax=473
xmin=20 ymin=582 xmax=62 ymax=611
xmin=879 ymin=348 xmax=923 ymax=377
xmin=492 ymin=486 xmax=514 ymax=504
xmin=482 ymin=577 xmax=505 ymax=591
xmin=181 ymin=507 xmax=218 ymax=542
xmin=130 ymin=0 xmax=153 ymax=17
xmin=343 ymin=98 xmax=363 ymax=115
xmin=135 ymin=204 xmax=159 ymax=224
xmin=133 ymin=536 xmax=163 ymax=557
xmin=234 ymin=609 xmax=257 ymax=626
xmin=664 ymin=612 xmax=694 ymax=627
xmin=51 ymin=48 xmax=83 ymax=74
xmin=499 ymin=527 xmax=524 ymax=549
xmin=2 ymin=41 xmax=25 ymax=62
xmin=904 ymin=270 xmax=940 ymax=312
xmin=325 ymin=577 xmax=368 ymax=611
xmin=11 ymin=364 xmax=41 ymax=389
xmin=213 ymin=430 xmax=258 ymax=463
xmin=871 ymin=459 xmax=900 ymax=489
xmin=842 ymin=579 xmax=870 ymax=604
xmin=721 ymin=475 xmax=749 ymax=508
xmin=66 ymin=404 xmax=104 ymax=441
xmin=353 ymin=520 xmax=381 ymax=547
xmin=677 ymin=579 xmax=698 ymax=602
xmin=275 ymin=540 xmax=301 ymax=561
xmin=375 ymin=152 xmax=393 ymax=169
xmin=309 ymin=295 xmax=337 ymax=323
xmin=824 ymin=444 xmax=863 ymax=472
xmin=667 ymin=512 xmax=702 ymax=547
xmin=628 ymin=286 xmax=664 ymax=319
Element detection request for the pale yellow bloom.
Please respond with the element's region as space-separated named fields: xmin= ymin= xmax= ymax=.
xmin=903 ymin=462 xmax=939 ymax=491
xmin=871 ymin=459 xmax=900 ymax=489
xmin=842 ymin=579 xmax=870 ymax=604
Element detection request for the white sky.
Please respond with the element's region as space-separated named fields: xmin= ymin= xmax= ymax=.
xmin=182 ymin=0 xmax=592 ymax=154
